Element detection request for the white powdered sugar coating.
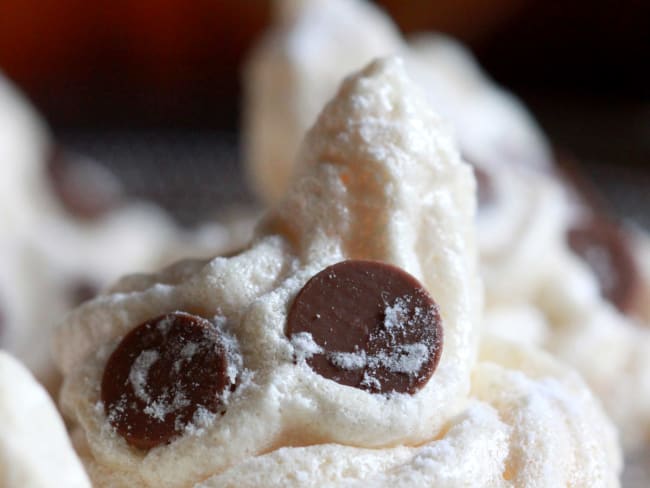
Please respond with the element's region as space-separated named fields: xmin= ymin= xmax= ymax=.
xmin=291 ymin=332 xmax=324 ymax=361
xmin=182 ymin=407 xmax=218 ymax=437
xmin=329 ymin=350 xmax=366 ymax=370
xmin=174 ymin=341 xmax=200 ymax=374
xmin=143 ymin=392 xmax=191 ymax=423
xmin=55 ymin=58 xmax=619 ymax=487
xmin=360 ymin=372 xmax=382 ymax=392
xmin=180 ymin=342 xmax=199 ymax=359
xmin=104 ymin=397 xmax=126 ymax=426
xmin=383 ymin=297 xmax=411 ymax=331
xmin=129 ymin=350 xmax=159 ymax=403
xmin=371 ymin=343 xmax=429 ymax=375
xmin=214 ymin=316 xmax=245 ymax=388
xmin=156 ymin=314 xmax=176 ymax=334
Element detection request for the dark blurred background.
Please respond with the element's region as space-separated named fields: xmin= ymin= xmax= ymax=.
xmin=0 ymin=0 xmax=648 ymax=222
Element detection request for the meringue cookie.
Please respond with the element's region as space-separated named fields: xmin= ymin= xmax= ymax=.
xmin=244 ymin=0 xmax=402 ymax=204
xmin=533 ymin=237 xmax=650 ymax=449
xmin=406 ymin=33 xmax=551 ymax=172
xmin=243 ymin=0 xmax=550 ymax=205
xmin=55 ymin=58 xmax=619 ymax=487
xmin=0 ymin=73 xmax=52 ymax=230
xmin=243 ymin=0 xmax=647 ymax=454
xmin=0 ymin=351 xmax=90 ymax=488
xmin=481 ymin=170 xmax=650 ymax=448
xmin=477 ymin=163 xmax=575 ymax=305
xmin=482 ymin=146 xmax=650 ymax=448
xmin=55 ymin=57 xmax=480 ymax=486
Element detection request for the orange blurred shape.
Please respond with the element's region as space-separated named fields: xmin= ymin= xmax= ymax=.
xmin=0 ymin=0 xmax=269 ymax=92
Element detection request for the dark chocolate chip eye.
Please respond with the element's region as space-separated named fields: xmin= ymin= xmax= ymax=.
xmin=69 ymin=279 xmax=99 ymax=306
xmin=567 ymin=219 xmax=639 ymax=314
xmin=473 ymin=165 xmax=495 ymax=209
xmin=286 ymin=260 xmax=443 ymax=395
xmin=101 ymin=312 xmax=235 ymax=449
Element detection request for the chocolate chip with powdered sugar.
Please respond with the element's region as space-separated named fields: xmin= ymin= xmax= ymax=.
xmin=462 ymin=155 xmax=495 ymax=209
xmin=101 ymin=312 xmax=235 ymax=449
xmin=286 ymin=260 xmax=443 ymax=394
xmin=47 ymin=145 xmax=123 ymax=220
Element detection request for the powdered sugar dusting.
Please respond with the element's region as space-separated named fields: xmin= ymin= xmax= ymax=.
xmin=156 ymin=315 xmax=175 ymax=334
xmin=383 ymin=296 xmax=431 ymax=334
xmin=326 ymin=343 xmax=429 ymax=375
xmin=182 ymin=406 xmax=219 ymax=436
xmin=361 ymin=372 xmax=382 ymax=390
xmin=173 ymin=340 xmax=200 ymax=374
xmin=329 ymin=350 xmax=367 ymax=370
xmin=370 ymin=343 xmax=429 ymax=374
xmin=143 ymin=391 xmax=191 ymax=421
xmin=291 ymin=332 xmax=324 ymax=361
xmin=129 ymin=350 xmax=159 ymax=403
xmin=373 ymin=295 xmax=435 ymax=376
xmin=383 ymin=296 xmax=411 ymax=331
xmin=104 ymin=397 xmax=126 ymax=426
xmin=180 ymin=342 xmax=198 ymax=359
xmin=215 ymin=317 xmax=243 ymax=386
xmin=322 ymin=293 xmax=438 ymax=391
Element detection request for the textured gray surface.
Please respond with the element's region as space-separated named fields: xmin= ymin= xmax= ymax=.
xmin=60 ymin=131 xmax=255 ymax=227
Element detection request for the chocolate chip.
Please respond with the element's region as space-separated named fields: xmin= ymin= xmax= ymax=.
xmin=462 ymin=155 xmax=495 ymax=208
xmin=69 ymin=279 xmax=99 ymax=306
xmin=473 ymin=165 xmax=495 ymax=208
xmin=286 ymin=260 xmax=443 ymax=395
xmin=47 ymin=145 xmax=123 ymax=220
xmin=101 ymin=312 xmax=234 ymax=449
xmin=568 ymin=219 xmax=640 ymax=313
